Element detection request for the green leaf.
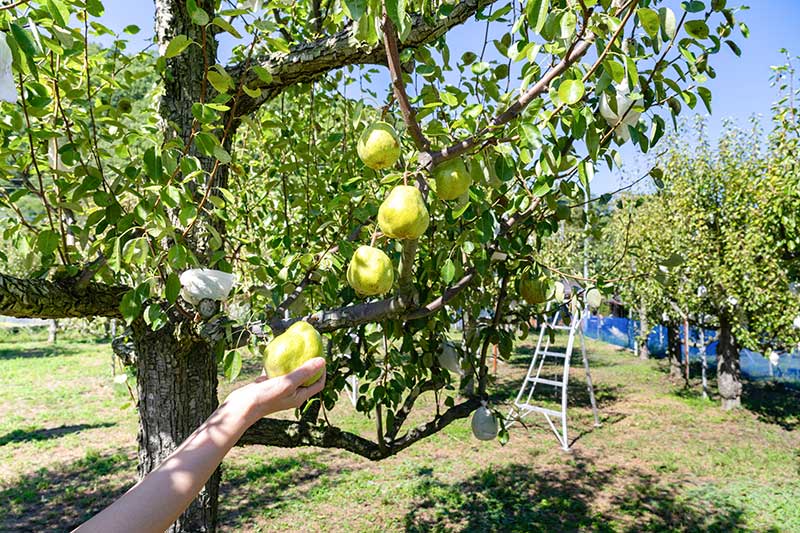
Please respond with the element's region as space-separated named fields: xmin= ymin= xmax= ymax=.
xmin=187 ymin=0 xmax=210 ymax=26
xmin=558 ymin=79 xmax=585 ymax=106
xmin=251 ymin=65 xmax=272 ymax=83
xmin=37 ymin=229 xmax=59 ymax=256
xmin=725 ymin=40 xmax=741 ymax=57
xmin=223 ymin=350 xmax=243 ymax=382
xmin=194 ymin=132 xmax=218 ymax=157
xmin=212 ymin=16 xmax=242 ymax=39
xmin=166 ymin=272 xmax=181 ymax=304
xmin=559 ymin=10 xmax=577 ymax=39
xmin=697 ymin=86 xmax=712 ymax=113
xmin=684 ymin=20 xmax=709 ymax=39
xmin=660 ymin=7 xmax=677 ymax=40
xmin=342 ymin=0 xmax=367 ymax=20
xmin=526 ymin=0 xmax=549 ymax=34
xmin=385 ymin=0 xmax=406 ymax=34
xmin=661 ymin=252 xmax=684 ymax=268
xmin=681 ymin=1 xmax=705 ymax=13
xmin=206 ymin=66 xmax=233 ymax=93
xmin=637 ymin=8 xmax=660 ymax=38
xmin=441 ymin=259 xmax=455 ymax=284
xmin=164 ymin=35 xmax=192 ymax=58
xmin=9 ymin=23 xmax=37 ymax=58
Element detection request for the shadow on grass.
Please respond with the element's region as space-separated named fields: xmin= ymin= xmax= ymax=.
xmin=742 ymin=381 xmax=800 ymax=431
xmin=663 ymin=364 xmax=800 ymax=431
xmin=0 ymin=448 xmax=135 ymax=532
xmin=404 ymin=459 xmax=756 ymax=532
xmin=0 ymin=344 xmax=96 ymax=361
xmin=0 ymin=422 xmax=116 ymax=447
xmin=219 ymin=452 xmax=350 ymax=529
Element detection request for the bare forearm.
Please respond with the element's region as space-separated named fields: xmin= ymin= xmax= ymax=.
xmin=75 ymin=358 xmax=325 ymax=533
xmin=76 ymin=399 xmax=254 ymax=533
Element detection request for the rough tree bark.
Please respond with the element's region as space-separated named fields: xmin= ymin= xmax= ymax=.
xmin=133 ymin=317 xmax=219 ymax=531
xmin=716 ymin=311 xmax=742 ymax=410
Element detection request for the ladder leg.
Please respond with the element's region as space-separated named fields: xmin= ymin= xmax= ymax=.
xmin=580 ymin=324 xmax=601 ymax=427
xmin=561 ymin=316 xmax=576 ymax=452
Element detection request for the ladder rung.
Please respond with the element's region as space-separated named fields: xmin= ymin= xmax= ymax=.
xmin=526 ymin=376 xmax=564 ymax=388
xmin=541 ymin=350 xmax=568 ymax=358
xmin=547 ymin=325 xmax=572 ymax=331
xmin=515 ymin=404 xmax=564 ymax=419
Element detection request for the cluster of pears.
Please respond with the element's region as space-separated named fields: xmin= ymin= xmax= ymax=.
xmin=348 ymin=121 xmax=474 ymax=297
xmin=260 ymin=121 xmax=478 ymax=388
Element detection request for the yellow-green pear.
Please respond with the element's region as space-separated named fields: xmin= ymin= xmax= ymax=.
xmin=357 ymin=121 xmax=401 ymax=170
xmin=433 ymin=158 xmax=472 ymax=200
xmin=263 ymin=321 xmax=324 ymax=386
xmin=378 ymin=185 xmax=430 ymax=239
xmin=520 ymin=276 xmax=553 ymax=305
xmin=347 ymin=245 xmax=394 ymax=296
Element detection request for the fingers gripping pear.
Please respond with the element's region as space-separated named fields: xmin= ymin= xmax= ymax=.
xmin=347 ymin=245 xmax=394 ymax=296
xmin=433 ymin=158 xmax=472 ymax=200
xmin=263 ymin=321 xmax=324 ymax=386
xmin=357 ymin=121 xmax=401 ymax=170
xmin=378 ymin=185 xmax=430 ymax=240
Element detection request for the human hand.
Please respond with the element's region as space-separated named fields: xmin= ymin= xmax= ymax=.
xmin=225 ymin=358 xmax=326 ymax=424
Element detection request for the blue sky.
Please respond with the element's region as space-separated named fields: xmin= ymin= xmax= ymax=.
xmin=97 ymin=1 xmax=800 ymax=193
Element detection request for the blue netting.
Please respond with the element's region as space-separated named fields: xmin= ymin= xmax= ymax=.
xmin=583 ymin=316 xmax=800 ymax=382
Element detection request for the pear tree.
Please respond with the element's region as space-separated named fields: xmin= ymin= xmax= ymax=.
xmin=0 ymin=0 xmax=746 ymax=530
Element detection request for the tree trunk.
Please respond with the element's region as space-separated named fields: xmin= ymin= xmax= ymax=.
xmin=149 ymin=2 xmax=224 ymax=530
xmin=638 ymin=299 xmax=649 ymax=360
xmin=717 ymin=312 xmax=742 ymax=410
xmin=133 ymin=318 xmax=220 ymax=531
xmin=667 ymin=321 xmax=682 ymax=380
xmin=48 ymin=319 xmax=58 ymax=344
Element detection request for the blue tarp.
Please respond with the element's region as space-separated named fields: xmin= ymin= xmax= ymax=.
xmin=583 ymin=315 xmax=800 ymax=382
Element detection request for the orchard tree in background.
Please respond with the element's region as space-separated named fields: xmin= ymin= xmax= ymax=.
xmin=602 ymin=105 xmax=800 ymax=408
xmin=0 ymin=0 xmax=746 ymax=530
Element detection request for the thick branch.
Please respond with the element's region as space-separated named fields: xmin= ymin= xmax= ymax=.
xmin=238 ymin=396 xmax=481 ymax=460
xmin=0 ymin=273 xmax=127 ymax=319
xmin=229 ymin=0 xmax=497 ymax=116
xmin=238 ymin=417 xmax=383 ymax=460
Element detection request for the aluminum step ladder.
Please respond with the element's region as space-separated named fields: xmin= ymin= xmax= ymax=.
xmin=509 ymin=303 xmax=600 ymax=451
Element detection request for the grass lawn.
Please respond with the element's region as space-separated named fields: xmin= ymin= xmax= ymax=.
xmin=1 ymin=333 xmax=798 ymax=532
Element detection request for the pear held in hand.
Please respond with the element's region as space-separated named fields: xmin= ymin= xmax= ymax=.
xmin=378 ymin=185 xmax=430 ymax=240
xmin=347 ymin=245 xmax=394 ymax=296
xmin=263 ymin=321 xmax=324 ymax=386
xmin=433 ymin=158 xmax=472 ymax=200
xmin=357 ymin=121 xmax=401 ymax=170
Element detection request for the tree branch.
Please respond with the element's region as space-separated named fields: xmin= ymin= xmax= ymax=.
xmin=228 ymin=0 xmax=498 ymax=117
xmin=237 ymin=396 xmax=481 ymax=460
xmin=382 ymin=13 xmax=430 ymax=151
xmin=424 ymin=38 xmax=595 ymax=169
xmin=0 ymin=273 xmax=127 ymax=319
